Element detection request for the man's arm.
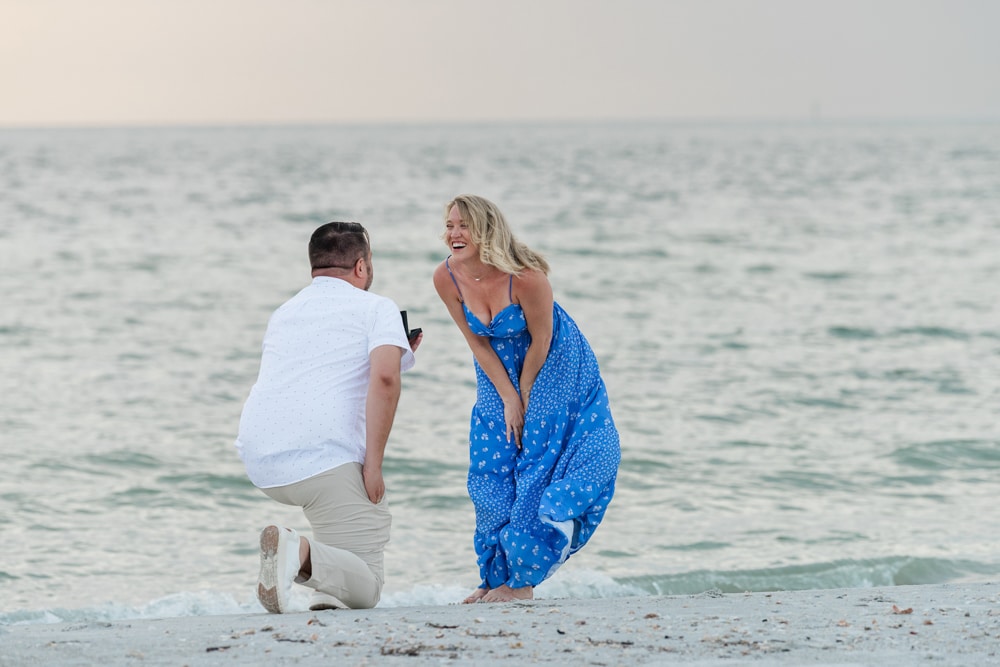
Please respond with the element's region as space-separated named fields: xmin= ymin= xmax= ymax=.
xmin=362 ymin=344 xmax=403 ymax=504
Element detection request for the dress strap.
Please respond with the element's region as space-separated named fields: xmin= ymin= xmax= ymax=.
xmin=445 ymin=256 xmax=465 ymax=302
xmin=508 ymin=274 xmax=514 ymax=302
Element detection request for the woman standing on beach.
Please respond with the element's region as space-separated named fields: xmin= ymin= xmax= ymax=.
xmin=433 ymin=195 xmax=621 ymax=603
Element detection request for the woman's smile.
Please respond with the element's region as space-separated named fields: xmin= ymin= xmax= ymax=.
xmin=446 ymin=205 xmax=474 ymax=254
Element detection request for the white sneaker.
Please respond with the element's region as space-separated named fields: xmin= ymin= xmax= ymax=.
xmin=309 ymin=591 xmax=345 ymax=611
xmin=257 ymin=525 xmax=301 ymax=614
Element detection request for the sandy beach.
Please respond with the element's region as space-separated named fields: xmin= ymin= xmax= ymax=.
xmin=2 ymin=583 xmax=997 ymax=666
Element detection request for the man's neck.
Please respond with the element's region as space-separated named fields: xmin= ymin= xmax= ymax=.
xmin=311 ymin=268 xmax=351 ymax=280
xmin=312 ymin=270 xmax=366 ymax=290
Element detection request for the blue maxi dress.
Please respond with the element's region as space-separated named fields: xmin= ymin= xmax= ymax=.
xmin=447 ymin=259 xmax=621 ymax=590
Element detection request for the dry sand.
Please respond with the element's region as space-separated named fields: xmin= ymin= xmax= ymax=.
xmin=2 ymin=583 xmax=998 ymax=666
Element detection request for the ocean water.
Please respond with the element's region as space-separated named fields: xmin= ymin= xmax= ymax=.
xmin=1 ymin=121 xmax=999 ymax=625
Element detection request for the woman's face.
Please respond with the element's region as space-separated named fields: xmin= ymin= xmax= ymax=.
xmin=445 ymin=204 xmax=476 ymax=258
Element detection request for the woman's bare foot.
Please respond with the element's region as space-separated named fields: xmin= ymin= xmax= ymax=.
xmin=462 ymin=587 xmax=489 ymax=604
xmin=481 ymin=584 xmax=533 ymax=603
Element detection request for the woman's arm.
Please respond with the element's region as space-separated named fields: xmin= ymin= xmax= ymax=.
xmin=512 ymin=269 xmax=554 ymax=413
xmin=433 ymin=263 xmax=525 ymax=445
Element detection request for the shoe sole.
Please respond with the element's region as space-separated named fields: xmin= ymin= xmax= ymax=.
xmin=257 ymin=525 xmax=284 ymax=613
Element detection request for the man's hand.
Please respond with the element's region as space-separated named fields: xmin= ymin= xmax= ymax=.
xmin=408 ymin=331 xmax=423 ymax=353
xmin=363 ymin=464 xmax=385 ymax=504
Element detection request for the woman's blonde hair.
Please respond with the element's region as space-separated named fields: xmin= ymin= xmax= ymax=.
xmin=444 ymin=195 xmax=550 ymax=275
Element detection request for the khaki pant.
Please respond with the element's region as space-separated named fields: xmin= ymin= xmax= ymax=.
xmin=262 ymin=462 xmax=391 ymax=609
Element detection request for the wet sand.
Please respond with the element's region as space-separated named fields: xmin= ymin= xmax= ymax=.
xmin=2 ymin=583 xmax=998 ymax=666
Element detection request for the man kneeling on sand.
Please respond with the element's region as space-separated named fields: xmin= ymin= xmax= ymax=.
xmin=234 ymin=221 xmax=421 ymax=612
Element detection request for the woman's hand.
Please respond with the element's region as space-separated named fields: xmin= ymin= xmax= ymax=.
xmin=503 ymin=395 xmax=525 ymax=448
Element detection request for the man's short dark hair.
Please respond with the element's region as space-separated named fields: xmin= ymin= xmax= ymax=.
xmin=309 ymin=222 xmax=371 ymax=270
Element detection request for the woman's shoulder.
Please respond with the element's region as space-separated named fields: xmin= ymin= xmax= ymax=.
xmin=432 ymin=259 xmax=458 ymax=297
xmin=432 ymin=259 xmax=452 ymax=282
xmin=511 ymin=267 xmax=553 ymax=302
xmin=512 ymin=267 xmax=550 ymax=288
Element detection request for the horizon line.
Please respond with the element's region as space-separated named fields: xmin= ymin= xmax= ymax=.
xmin=2 ymin=114 xmax=999 ymax=132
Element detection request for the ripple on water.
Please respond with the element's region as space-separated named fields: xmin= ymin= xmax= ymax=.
xmin=890 ymin=439 xmax=1000 ymax=471
xmin=758 ymin=470 xmax=859 ymax=493
xmin=828 ymin=325 xmax=880 ymax=340
xmin=891 ymin=326 xmax=971 ymax=341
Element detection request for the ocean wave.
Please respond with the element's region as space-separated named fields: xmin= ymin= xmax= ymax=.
xmin=615 ymin=556 xmax=999 ymax=596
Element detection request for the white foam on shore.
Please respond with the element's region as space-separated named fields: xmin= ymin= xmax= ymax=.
xmin=0 ymin=570 xmax=649 ymax=627
xmin=3 ymin=561 xmax=994 ymax=628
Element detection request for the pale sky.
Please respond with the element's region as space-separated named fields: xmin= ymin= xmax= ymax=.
xmin=1 ymin=0 xmax=998 ymax=127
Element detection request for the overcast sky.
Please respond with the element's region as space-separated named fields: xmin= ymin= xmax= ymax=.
xmin=1 ymin=0 xmax=998 ymax=127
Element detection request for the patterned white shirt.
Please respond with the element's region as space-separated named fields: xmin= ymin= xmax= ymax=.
xmin=235 ymin=277 xmax=415 ymax=488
